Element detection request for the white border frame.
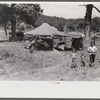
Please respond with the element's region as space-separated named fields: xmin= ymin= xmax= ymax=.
xmin=0 ymin=1 xmax=100 ymax=98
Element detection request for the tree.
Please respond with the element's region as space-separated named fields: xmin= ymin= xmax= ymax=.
xmin=64 ymin=19 xmax=76 ymax=33
xmin=35 ymin=15 xmax=66 ymax=32
xmin=91 ymin=17 xmax=100 ymax=32
xmin=0 ymin=4 xmax=11 ymax=36
xmin=15 ymin=4 xmax=43 ymax=26
xmin=76 ymin=21 xmax=85 ymax=31
xmin=84 ymin=4 xmax=100 ymax=40
xmin=0 ymin=4 xmax=43 ymax=41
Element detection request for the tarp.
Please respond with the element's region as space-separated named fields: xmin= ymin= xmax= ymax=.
xmin=91 ymin=32 xmax=100 ymax=39
xmin=0 ymin=30 xmax=9 ymax=41
xmin=65 ymin=32 xmax=84 ymax=38
xmin=65 ymin=32 xmax=84 ymax=50
xmin=72 ymin=38 xmax=83 ymax=50
xmin=24 ymin=23 xmax=65 ymax=36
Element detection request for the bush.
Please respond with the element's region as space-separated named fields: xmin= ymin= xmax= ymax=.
xmin=0 ymin=49 xmax=14 ymax=60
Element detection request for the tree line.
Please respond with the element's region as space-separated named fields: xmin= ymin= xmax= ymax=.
xmin=36 ymin=15 xmax=100 ymax=33
xmin=0 ymin=4 xmax=100 ymax=41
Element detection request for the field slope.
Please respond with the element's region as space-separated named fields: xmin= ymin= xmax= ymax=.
xmin=0 ymin=41 xmax=100 ymax=81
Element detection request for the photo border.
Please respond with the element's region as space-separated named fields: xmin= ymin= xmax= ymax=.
xmin=0 ymin=0 xmax=100 ymax=99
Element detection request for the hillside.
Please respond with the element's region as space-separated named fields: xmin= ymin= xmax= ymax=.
xmin=35 ymin=15 xmax=67 ymax=32
xmin=0 ymin=41 xmax=100 ymax=81
xmin=0 ymin=14 xmax=100 ymax=36
xmin=35 ymin=15 xmax=100 ymax=33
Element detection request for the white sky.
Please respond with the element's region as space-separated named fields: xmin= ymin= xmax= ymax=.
xmin=0 ymin=2 xmax=100 ymax=19
xmin=40 ymin=2 xmax=100 ymax=19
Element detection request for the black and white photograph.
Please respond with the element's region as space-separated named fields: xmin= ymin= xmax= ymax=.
xmin=0 ymin=2 xmax=100 ymax=81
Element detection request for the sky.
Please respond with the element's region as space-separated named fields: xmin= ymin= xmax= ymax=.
xmin=39 ymin=2 xmax=100 ymax=19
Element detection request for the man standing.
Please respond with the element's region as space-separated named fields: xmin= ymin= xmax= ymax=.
xmin=16 ymin=21 xmax=26 ymax=41
xmin=19 ymin=21 xmax=26 ymax=31
xmin=88 ymin=41 xmax=97 ymax=67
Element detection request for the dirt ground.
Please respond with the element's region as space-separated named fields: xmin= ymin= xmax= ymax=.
xmin=0 ymin=40 xmax=100 ymax=81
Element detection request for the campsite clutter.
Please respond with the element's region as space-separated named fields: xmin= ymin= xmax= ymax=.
xmin=24 ymin=23 xmax=84 ymax=52
xmin=23 ymin=22 xmax=97 ymax=69
xmin=24 ymin=23 xmax=66 ymax=51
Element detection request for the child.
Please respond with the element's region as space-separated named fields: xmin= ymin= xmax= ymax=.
xmin=80 ymin=52 xmax=85 ymax=67
xmin=71 ymin=49 xmax=77 ymax=68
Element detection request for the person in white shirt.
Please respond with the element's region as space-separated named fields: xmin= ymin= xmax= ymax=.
xmin=88 ymin=42 xmax=97 ymax=66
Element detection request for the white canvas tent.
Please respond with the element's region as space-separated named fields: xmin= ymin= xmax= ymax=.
xmin=24 ymin=23 xmax=65 ymax=36
xmin=0 ymin=30 xmax=9 ymax=42
xmin=24 ymin=23 xmax=66 ymax=50
xmin=65 ymin=32 xmax=84 ymax=50
xmin=65 ymin=32 xmax=84 ymax=38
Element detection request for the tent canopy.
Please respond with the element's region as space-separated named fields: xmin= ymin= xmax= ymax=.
xmin=65 ymin=32 xmax=84 ymax=50
xmin=91 ymin=32 xmax=100 ymax=39
xmin=24 ymin=23 xmax=65 ymax=36
xmin=65 ymin=32 xmax=84 ymax=38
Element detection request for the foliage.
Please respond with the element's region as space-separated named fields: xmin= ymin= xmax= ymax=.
xmin=35 ymin=15 xmax=66 ymax=31
xmin=64 ymin=17 xmax=100 ymax=33
xmin=64 ymin=18 xmax=85 ymax=33
xmin=0 ymin=4 xmax=10 ymax=24
xmin=14 ymin=4 xmax=43 ymax=26
xmin=0 ymin=4 xmax=43 ymax=26
xmin=91 ymin=17 xmax=100 ymax=32
xmin=76 ymin=21 xmax=85 ymax=31
xmin=0 ymin=4 xmax=43 ymax=41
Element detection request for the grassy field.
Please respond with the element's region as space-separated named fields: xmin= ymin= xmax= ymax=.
xmin=0 ymin=40 xmax=100 ymax=81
